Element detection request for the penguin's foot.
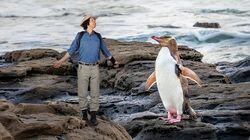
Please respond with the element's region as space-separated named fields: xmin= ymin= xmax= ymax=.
xmin=168 ymin=118 xmax=181 ymax=123
xmin=168 ymin=115 xmax=181 ymax=123
xmin=160 ymin=112 xmax=174 ymax=121
xmin=167 ymin=112 xmax=173 ymax=119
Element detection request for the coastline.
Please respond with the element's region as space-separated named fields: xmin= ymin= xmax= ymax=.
xmin=0 ymin=38 xmax=249 ymax=139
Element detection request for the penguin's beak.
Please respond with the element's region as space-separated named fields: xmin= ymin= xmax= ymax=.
xmin=151 ymin=36 xmax=162 ymax=43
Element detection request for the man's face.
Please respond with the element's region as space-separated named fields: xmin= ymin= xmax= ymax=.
xmin=89 ymin=17 xmax=96 ymax=29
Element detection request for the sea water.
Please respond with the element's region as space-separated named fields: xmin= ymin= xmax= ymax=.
xmin=0 ymin=0 xmax=249 ymax=63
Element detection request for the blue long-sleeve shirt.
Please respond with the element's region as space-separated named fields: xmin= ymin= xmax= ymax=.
xmin=67 ymin=31 xmax=112 ymax=63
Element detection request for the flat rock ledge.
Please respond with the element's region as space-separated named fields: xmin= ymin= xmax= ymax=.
xmin=0 ymin=99 xmax=132 ymax=140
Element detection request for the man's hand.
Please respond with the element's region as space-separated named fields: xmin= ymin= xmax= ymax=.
xmin=53 ymin=52 xmax=70 ymax=68
xmin=53 ymin=60 xmax=63 ymax=68
xmin=109 ymin=56 xmax=119 ymax=68
xmin=113 ymin=61 xmax=119 ymax=68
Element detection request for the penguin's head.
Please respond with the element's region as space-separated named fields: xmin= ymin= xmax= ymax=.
xmin=151 ymin=35 xmax=177 ymax=50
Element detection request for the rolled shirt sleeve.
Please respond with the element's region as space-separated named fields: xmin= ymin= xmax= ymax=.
xmin=100 ymin=38 xmax=112 ymax=58
xmin=67 ymin=33 xmax=80 ymax=56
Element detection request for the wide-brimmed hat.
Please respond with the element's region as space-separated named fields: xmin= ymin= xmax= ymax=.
xmin=80 ymin=15 xmax=97 ymax=27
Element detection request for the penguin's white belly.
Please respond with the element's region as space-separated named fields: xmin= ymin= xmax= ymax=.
xmin=155 ymin=48 xmax=184 ymax=114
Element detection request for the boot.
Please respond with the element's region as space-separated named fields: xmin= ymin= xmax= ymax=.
xmin=90 ymin=111 xmax=98 ymax=126
xmin=81 ymin=109 xmax=88 ymax=121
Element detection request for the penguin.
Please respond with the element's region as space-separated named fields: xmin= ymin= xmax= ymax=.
xmin=145 ymin=36 xmax=202 ymax=123
xmin=146 ymin=36 xmax=199 ymax=119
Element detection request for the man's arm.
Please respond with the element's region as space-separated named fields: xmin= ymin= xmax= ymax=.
xmin=67 ymin=33 xmax=80 ymax=56
xmin=53 ymin=52 xmax=70 ymax=68
xmin=53 ymin=33 xmax=79 ymax=68
xmin=100 ymin=37 xmax=112 ymax=58
xmin=100 ymin=38 xmax=119 ymax=67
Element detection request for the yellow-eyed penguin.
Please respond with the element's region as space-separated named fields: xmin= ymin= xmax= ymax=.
xmin=145 ymin=36 xmax=202 ymax=123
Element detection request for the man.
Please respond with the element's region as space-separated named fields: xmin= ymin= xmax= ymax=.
xmin=53 ymin=15 xmax=118 ymax=126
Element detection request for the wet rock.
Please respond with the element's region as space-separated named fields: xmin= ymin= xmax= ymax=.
xmin=125 ymin=118 xmax=217 ymax=140
xmin=193 ymin=22 xmax=221 ymax=28
xmin=0 ymin=75 xmax=76 ymax=104
xmin=0 ymin=100 xmax=132 ymax=140
xmin=230 ymin=68 xmax=250 ymax=83
xmin=0 ymin=55 xmax=4 ymax=60
xmin=99 ymin=92 xmax=160 ymax=121
xmin=189 ymin=82 xmax=250 ymax=110
xmin=100 ymin=68 xmax=120 ymax=88
xmin=200 ymin=110 xmax=250 ymax=140
xmin=217 ymin=57 xmax=250 ymax=83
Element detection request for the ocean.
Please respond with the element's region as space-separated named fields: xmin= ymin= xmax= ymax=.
xmin=0 ymin=0 xmax=249 ymax=63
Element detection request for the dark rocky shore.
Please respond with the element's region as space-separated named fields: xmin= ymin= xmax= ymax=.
xmin=0 ymin=38 xmax=249 ymax=140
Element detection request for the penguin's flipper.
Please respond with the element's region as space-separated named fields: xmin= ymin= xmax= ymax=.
xmin=180 ymin=67 xmax=202 ymax=87
xmin=145 ymin=71 xmax=157 ymax=91
xmin=175 ymin=64 xmax=181 ymax=77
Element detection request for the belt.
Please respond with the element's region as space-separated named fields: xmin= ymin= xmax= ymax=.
xmin=79 ymin=61 xmax=99 ymax=66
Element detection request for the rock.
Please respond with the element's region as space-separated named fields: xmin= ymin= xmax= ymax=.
xmin=0 ymin=74 xmax=76 ymax=104
xmin=0 ymin=65 xmax=31 ymax=79
xmin=100 ymin=68 xmax=120 ymax=88
xmin=199 ymin=110 xmax=250 ymax=139
xmin=0 ymin=55 xmax=4 ymax=60
xmin=1 ymin=39 xmax=249 ymax=140
xmin=125 ymin=117 xmax=217 ymax=140
xmin=103 ymin=39 xmax=158 ymax=66
xmin=99 ymin=93 xmax=160 ymax=123
xmin=0 ymin=99 xmax=15 ymax=112
xmin=229 ymin=68 xmax=250 ymax=83
xmin=182 ymin=60 xmax=230 ymax=84
xmin=0 ymin=57 xmax=74 ymax=80
xmin=193 ymin=22 xmax=221 ymax=28
xmin=0 ymin=100 xmax=132 ymax=140
xmin=65 ymin=116 xmax=132 ymax=140
xmin=99 ymin=82 xmax=249 ymax=139
xmin=17 ymin=57 xmax=74 ymax=75
xmin=104 ymin=39 xmax=203 ymax=64
xmin=114 ymin=61 xmax=155 ymax=91
xmin=0 ymin=39 xmax=203 ymax=81
xmin=4 ymin=49 xmax=60 ymax=63
xmin=25 ymin=135 xmax=59 ymax=140
xmin=217 ymin=57 xmax=250 ymax=83
xmin=188 ymin=82 xmax=250 ymax=110
xmin=114 ymin=59 xmax=228 ymax=92
xmin=0 ymin=122 xmax=13 ymax=140
xmin=178 ymin=45 xmax=203 ymax=61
